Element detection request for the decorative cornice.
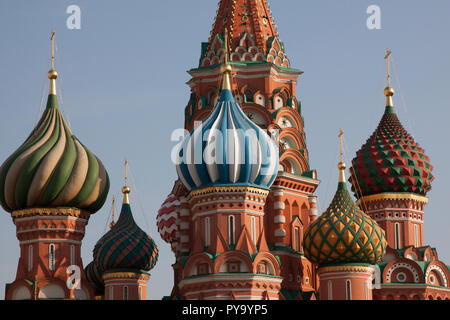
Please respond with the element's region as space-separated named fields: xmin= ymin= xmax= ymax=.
xmin=187 ymin=186 xmax=269 ymax=201
xmin=319 ymin=265 xmax=375 ymax=274
xmin=102 ymin=271 xmax=150 ymax=281
xmin=12 ymin=207 xmax=91 ymax=219
xmin=358 ymin=193 xmax=428 ymax=205
xmin=275 ymin=171 xmax=320 ymax=187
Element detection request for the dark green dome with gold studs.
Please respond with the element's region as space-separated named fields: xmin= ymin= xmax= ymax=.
xmin=304 ymin=133 xmax=387 ymax=266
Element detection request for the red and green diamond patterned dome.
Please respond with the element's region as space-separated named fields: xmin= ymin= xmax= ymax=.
xmin=93 ymin=185 xmax=158 ymax=273
xmin=349 ymin=88 xmax=434 ymax=198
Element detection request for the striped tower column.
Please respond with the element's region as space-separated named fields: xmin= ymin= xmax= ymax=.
xmin=273 ymin=189 xmax=286 ymax=247
xmin=179 ymin=197 xmax=191 ymax=254
xmin=308 ymin=196 xmax=318 ymax=224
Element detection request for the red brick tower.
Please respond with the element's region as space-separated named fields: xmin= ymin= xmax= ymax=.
xmin=160 ymin=0 xmax=320 ymax=300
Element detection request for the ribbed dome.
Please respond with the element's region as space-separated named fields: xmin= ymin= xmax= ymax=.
xmin=304 ymin=178 xmax=387 ymax=266
xmin=349 ymin=103 xmax=434 ymax=198
xmin=176 ymin=89 xmax=279 ymax=191
xmin=93 ymin=197 xmax=158 ymax=273
xmin=85 ymin=261 xmax=104 ymax=296
xmin=0 ymin=94 xmax=110 ymax=213
xmin=156 ymin=194 xmax=179 ymax=244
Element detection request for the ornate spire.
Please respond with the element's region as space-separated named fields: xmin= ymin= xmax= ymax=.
xmin=210 ymin=0 xmax=277 ymax=51
xmin=122 ymin=158 xmax=130 ymax=204
xmin=200 ymin=0 xmax=290 ymax=68
xmin=338 ymin=129 xmax=346 ymax=183
xmin=384 ymin=49 xmax=394 ymax=107
xmin=48 ymin=29 xmax=58 ymax=95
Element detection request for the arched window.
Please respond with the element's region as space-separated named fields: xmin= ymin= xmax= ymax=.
xmin=365 ymin=281 xmax=370 ymax=300
xmin=123 ymin=286 xmax=128 ymax=300
xmin=294 ymin=227 xmax=300 ymax=252
xmin=346 ymin=280 xmax=351 ymax=300
xmin=414 ymin=224 xmax=419 ymax=247
xmin=28 ymin=245 xmax=33 ymax=272
xmin=328 ymin=281 xmax=332 ymax=300
xmin=244 ymin=89 xmax=254 ymax=103
xmin=229 ymin=215 xmax=236 ymax=245
xmin=70 ymin=245 xmax=75 ymax=266
xmin=394 ymin=223 xmax=401 ymax=249
xmin=251 ymin=216 xmax=256 ymax=244
xmin=109 ymin=286 xmax=114 ymax=300
xmin=49 ymin=244 xmax=55 ymax=271
xmin=205 ymin=217 xmax=211 ymax=247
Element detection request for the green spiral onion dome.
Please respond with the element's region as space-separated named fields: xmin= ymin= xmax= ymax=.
xmin=0 ymin=93 xmax=110 ymax=213
xmin=85 ymin=261 xmax=104 ymax=296
xmin=349 ymin=88 xmax=434 ymax=198
xmin=304 ymin=164 xmax=387 ymax=266
xmin=93 ymin=189 xmax=159 ymax=273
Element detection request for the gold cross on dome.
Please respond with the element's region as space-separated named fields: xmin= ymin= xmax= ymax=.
xmin=50 ymin=29 xmax=56 ymax=70
xmin=384 ymin=48 xmax=392 ymax=87
xmin=124 ymin=157 xmax=128 ymax=187
xmin=338 ymin=128 xmax=344 ymax=163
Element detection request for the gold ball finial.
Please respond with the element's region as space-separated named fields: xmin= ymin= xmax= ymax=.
xmin=48 ymin=69 xmax=58 ymax=80
xmin=220 ymin=63 xmax=232 ymax=74
xmin=384 ymin=86 xmax=394 ymax=97
xmin=122 ymin=186 xmax=131 ymax=194
xmin=338 ymin=161 xmax=346 ymax=171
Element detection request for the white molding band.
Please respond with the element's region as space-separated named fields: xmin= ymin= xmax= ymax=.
xmin=274 ymin=229 xmax=286 ymax=237
xmin=274 ymin=215 xmax=286 ymax=224
xmin=274 ymin=202 xmax=285 ymax=210
xmin=20 ymin=239 xmax=82 ymax=245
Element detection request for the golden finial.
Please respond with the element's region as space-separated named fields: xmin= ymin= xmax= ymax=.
xmin=384 ymin=48 xmax=394 ymax=106
xmin=109 ymin=196 xmax=116 ymax=229
xmin=338 ymin=129 xmax=346 ymax=183
xmin=48 ymin=29 xmax=58 ymax=95
xmin=220 ymin=28 xmax=232 ymax=91
xmin=122 ymin=158 xmax=130 ymax=204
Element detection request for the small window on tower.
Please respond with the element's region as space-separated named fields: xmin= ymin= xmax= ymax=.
xmin=124 ymin=286 xmax=128 ymax=300
xmin=227 ymin=261 xmax=241 ymax=273
xmin=197 ymin=263 xmax=209 ymax=275
xmin=49 ymin=244 xmax=55 ymax=271
xmin=244 ymin=89 xmax=254 ymax=103
xmin=70 ymin=245 xmax=75 ymax=266
xmin=228 ymin=215 xmax=236 ymax=246
xmin=28 ymin=245 xmax=33 ymax=272
xmin=257 ymin=262 xmax=267 ymax=275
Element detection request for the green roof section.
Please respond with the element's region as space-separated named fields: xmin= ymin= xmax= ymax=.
xmin=304 ymin=181 xmax=387 ymax=266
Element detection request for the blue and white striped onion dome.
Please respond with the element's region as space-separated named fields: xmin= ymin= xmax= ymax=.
xmin=176 ymin=89 xmax=279 ymax=191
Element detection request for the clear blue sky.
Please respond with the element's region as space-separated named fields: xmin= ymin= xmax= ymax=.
xmin=0 ymin=0 xmax=449 ymax=299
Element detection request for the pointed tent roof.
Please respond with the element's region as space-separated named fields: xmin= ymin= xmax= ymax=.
xmin=199 ymin=0 xmax=290 ymax=68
